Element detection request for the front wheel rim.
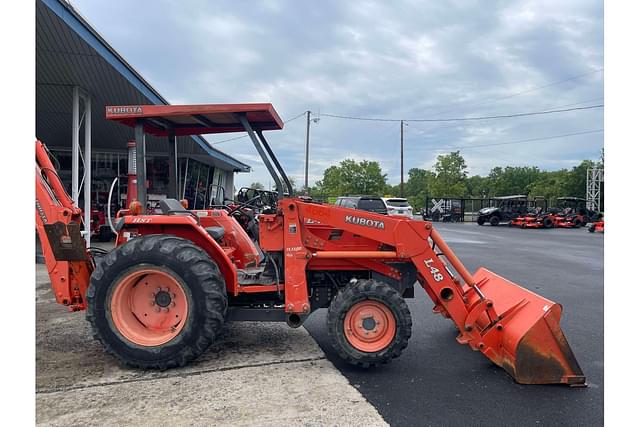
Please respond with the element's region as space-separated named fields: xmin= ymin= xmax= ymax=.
xmin=110 ymin=268 xmax=189 ymax=346
xmin=343 ymin=300 xmax=396 ymax=352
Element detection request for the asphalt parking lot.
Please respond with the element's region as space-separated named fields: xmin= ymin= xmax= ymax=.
xmin=305 ymin=222 xmax=604 ymax=426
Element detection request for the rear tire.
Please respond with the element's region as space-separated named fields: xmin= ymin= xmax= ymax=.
xmin=87 ymin=235 xmax=227 ymax=369
xmin=543 ymin=217 xmax=554 ymax=229
xmin=327 ymin=279 xmax=411 ymax=368
xmin=489 ymin=215 xmax=500 ymax=226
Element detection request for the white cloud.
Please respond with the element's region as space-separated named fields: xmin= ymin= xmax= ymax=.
xmin=73 ymin=0 xmax=603 ymax=189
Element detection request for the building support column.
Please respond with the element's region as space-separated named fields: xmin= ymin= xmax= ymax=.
xmin=71 ymin=86 xmax=92 ymax=247
xmin=71 ymin=86 xmax=80 ymax=204
xmin=83 ymin=94 xmax=91 ymax=247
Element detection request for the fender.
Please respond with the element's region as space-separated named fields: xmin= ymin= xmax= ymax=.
xmin=118 ymin=215 xmax=239 ymax=294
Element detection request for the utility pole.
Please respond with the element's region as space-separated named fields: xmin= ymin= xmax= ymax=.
xmin=304 ymin=110 xmax=311 ymax=194
xmin=400 ymin=119 xmax=404 ymax=197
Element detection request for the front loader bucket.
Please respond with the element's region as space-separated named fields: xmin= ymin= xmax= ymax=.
xmin=467 ymin=268 xmax=585 ymax=386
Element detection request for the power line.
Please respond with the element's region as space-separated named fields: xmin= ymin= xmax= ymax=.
xmin=410 ymin=104 xmax=603 ymax=122
xmin=283 ymin=111 xmax=308 ymax=123
xmin=436 ymin=129 xmax=603 ymax=151
xmin=319 ymin=104 xmax=603 ymax=123
xmin=208 ymin=111 xmax=307 ymax=145
xmin=422 ymin=68 xmax=604 ymax=118
xmin=405 ymin=97 xmax=605 ymax=134
xmin=209 ymin=134 xmax=246 ymax=145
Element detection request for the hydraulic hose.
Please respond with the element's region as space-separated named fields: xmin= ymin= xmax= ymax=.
xmin=107 ymin=176 xmax=119 ymax=234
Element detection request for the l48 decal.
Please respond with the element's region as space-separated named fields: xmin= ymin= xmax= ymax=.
xmin=424 ymin=258 xmax=444 ymax=282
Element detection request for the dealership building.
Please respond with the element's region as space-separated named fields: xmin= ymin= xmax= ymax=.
xmin=36 ymin=0 xmax=250 ymax=226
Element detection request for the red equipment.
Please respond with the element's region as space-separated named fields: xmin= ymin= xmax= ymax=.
xmin=553 ymin=208 xmax=583 ymax=228
xmin=509 ymin=208 xmax=554 ymax=229
xmin=35 ymin=103 xmax=586 ymax=386
xmin=552 ymin=197 xmax=600 ymax=228
xmin=89 ymin=208 xmax=112 ymax=241
xmin=589 ymin=220 xmax=604 ymax=233
xmin=125 ymin=140 xmax=138 ymax=207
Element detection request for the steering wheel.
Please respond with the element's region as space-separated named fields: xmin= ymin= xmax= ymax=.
xmin=224 ymin=195 xmax=263 ymax=240
xmin=224 ymin=195 xmax=260 ymax=216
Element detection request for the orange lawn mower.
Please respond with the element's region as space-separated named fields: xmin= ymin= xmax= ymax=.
xmin=509 ymin=207 xmax=555 ymax=229
xmin=552 ymin=197 xmax=601 ymax=228
xmin=588 ymin=219 xmax=604 ymax=233
xmin=35 ymin=102 xmax=585 ymax=386
xmin=552 ymin=208 xmax=583 ymax=228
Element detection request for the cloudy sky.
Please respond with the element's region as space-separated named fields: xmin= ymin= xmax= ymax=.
xmin=75 ymin=0 xmax=603 ymax=189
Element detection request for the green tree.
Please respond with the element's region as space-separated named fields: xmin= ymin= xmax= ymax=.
xmin=404 ymin=167 xmax=436 ymax=210
xmin=249 ymin=182 xmax=264 ymax=190
xmin=562 ymin=160 xmax=595 ymax=199
xmin=487 ymin=166 xmax=541 ymax=196
xmin=430 ymin=151 xmax=468 ymax=197
xmin=466 ymin=175 xmax=490 ymax=198
xmin=316 ymin=158 xmax=387 ymax=196
xmin=526 ymin=170 xmax=569 ymax=203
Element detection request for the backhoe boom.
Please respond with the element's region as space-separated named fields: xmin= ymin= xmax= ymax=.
xmin=35 ymin=140 xmax=92 ymax=310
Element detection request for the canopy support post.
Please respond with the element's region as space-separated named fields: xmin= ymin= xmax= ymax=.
xmin=236 ymin=114 xmax=283 ymax=199
xmin=167 ymin=130 xmax=178 ymax=199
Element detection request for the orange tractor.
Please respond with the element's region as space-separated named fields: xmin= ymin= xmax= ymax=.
xmin=35 ymin=103 xmax=585 ymax=386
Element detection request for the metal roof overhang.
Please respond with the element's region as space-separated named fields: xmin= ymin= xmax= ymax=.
xmin=36 ymin=0 xmax=251 ymax=173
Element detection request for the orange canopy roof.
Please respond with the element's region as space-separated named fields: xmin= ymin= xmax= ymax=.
xmin=105 ymin=103 xmax=284 ymax=137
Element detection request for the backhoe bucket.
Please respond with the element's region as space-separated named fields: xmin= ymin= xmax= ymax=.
xmin=467 ymin=268 xmax=585 ymax=386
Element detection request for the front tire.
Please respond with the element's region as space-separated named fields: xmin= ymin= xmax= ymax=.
xmin=327 ymin=279 xmax=412 ymax=368
xmin=86 ymin=235 xmax=227 ymax=369
xmin=477 ymin=217 xmax=485 ymax=226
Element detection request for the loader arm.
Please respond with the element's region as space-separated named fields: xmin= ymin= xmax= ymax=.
xmin=35 ymin=140 xmax=93 ymax=311
xmin=290 ymin=199 xmax=585 ymax=386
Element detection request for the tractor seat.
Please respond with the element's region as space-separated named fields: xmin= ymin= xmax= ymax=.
xmin=205 ymin=226 xmax=225 ymax=241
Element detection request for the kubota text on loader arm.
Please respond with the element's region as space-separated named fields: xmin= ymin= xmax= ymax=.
xmin=35 ymin=102 xmax=585 ymax=386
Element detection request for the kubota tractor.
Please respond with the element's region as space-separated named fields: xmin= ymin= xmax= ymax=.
xmin=35 ymin=103 xmax=585 ymax=386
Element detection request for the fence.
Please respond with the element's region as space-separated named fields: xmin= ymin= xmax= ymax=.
xmin=422 ymin=197 xmax=548 ymax=222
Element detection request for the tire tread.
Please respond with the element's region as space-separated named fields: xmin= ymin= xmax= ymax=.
xmin=86 ymin=234 xmax=227 ymax=369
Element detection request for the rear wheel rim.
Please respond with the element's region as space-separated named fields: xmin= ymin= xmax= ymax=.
xmin=343 ymin=300 xmax=396 ymax=352
xmin=110 ymin=268 xmax=188 ymax=346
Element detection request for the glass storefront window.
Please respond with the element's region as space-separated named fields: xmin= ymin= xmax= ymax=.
xmin=48 ymin=149 xmax=223 ymax=211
